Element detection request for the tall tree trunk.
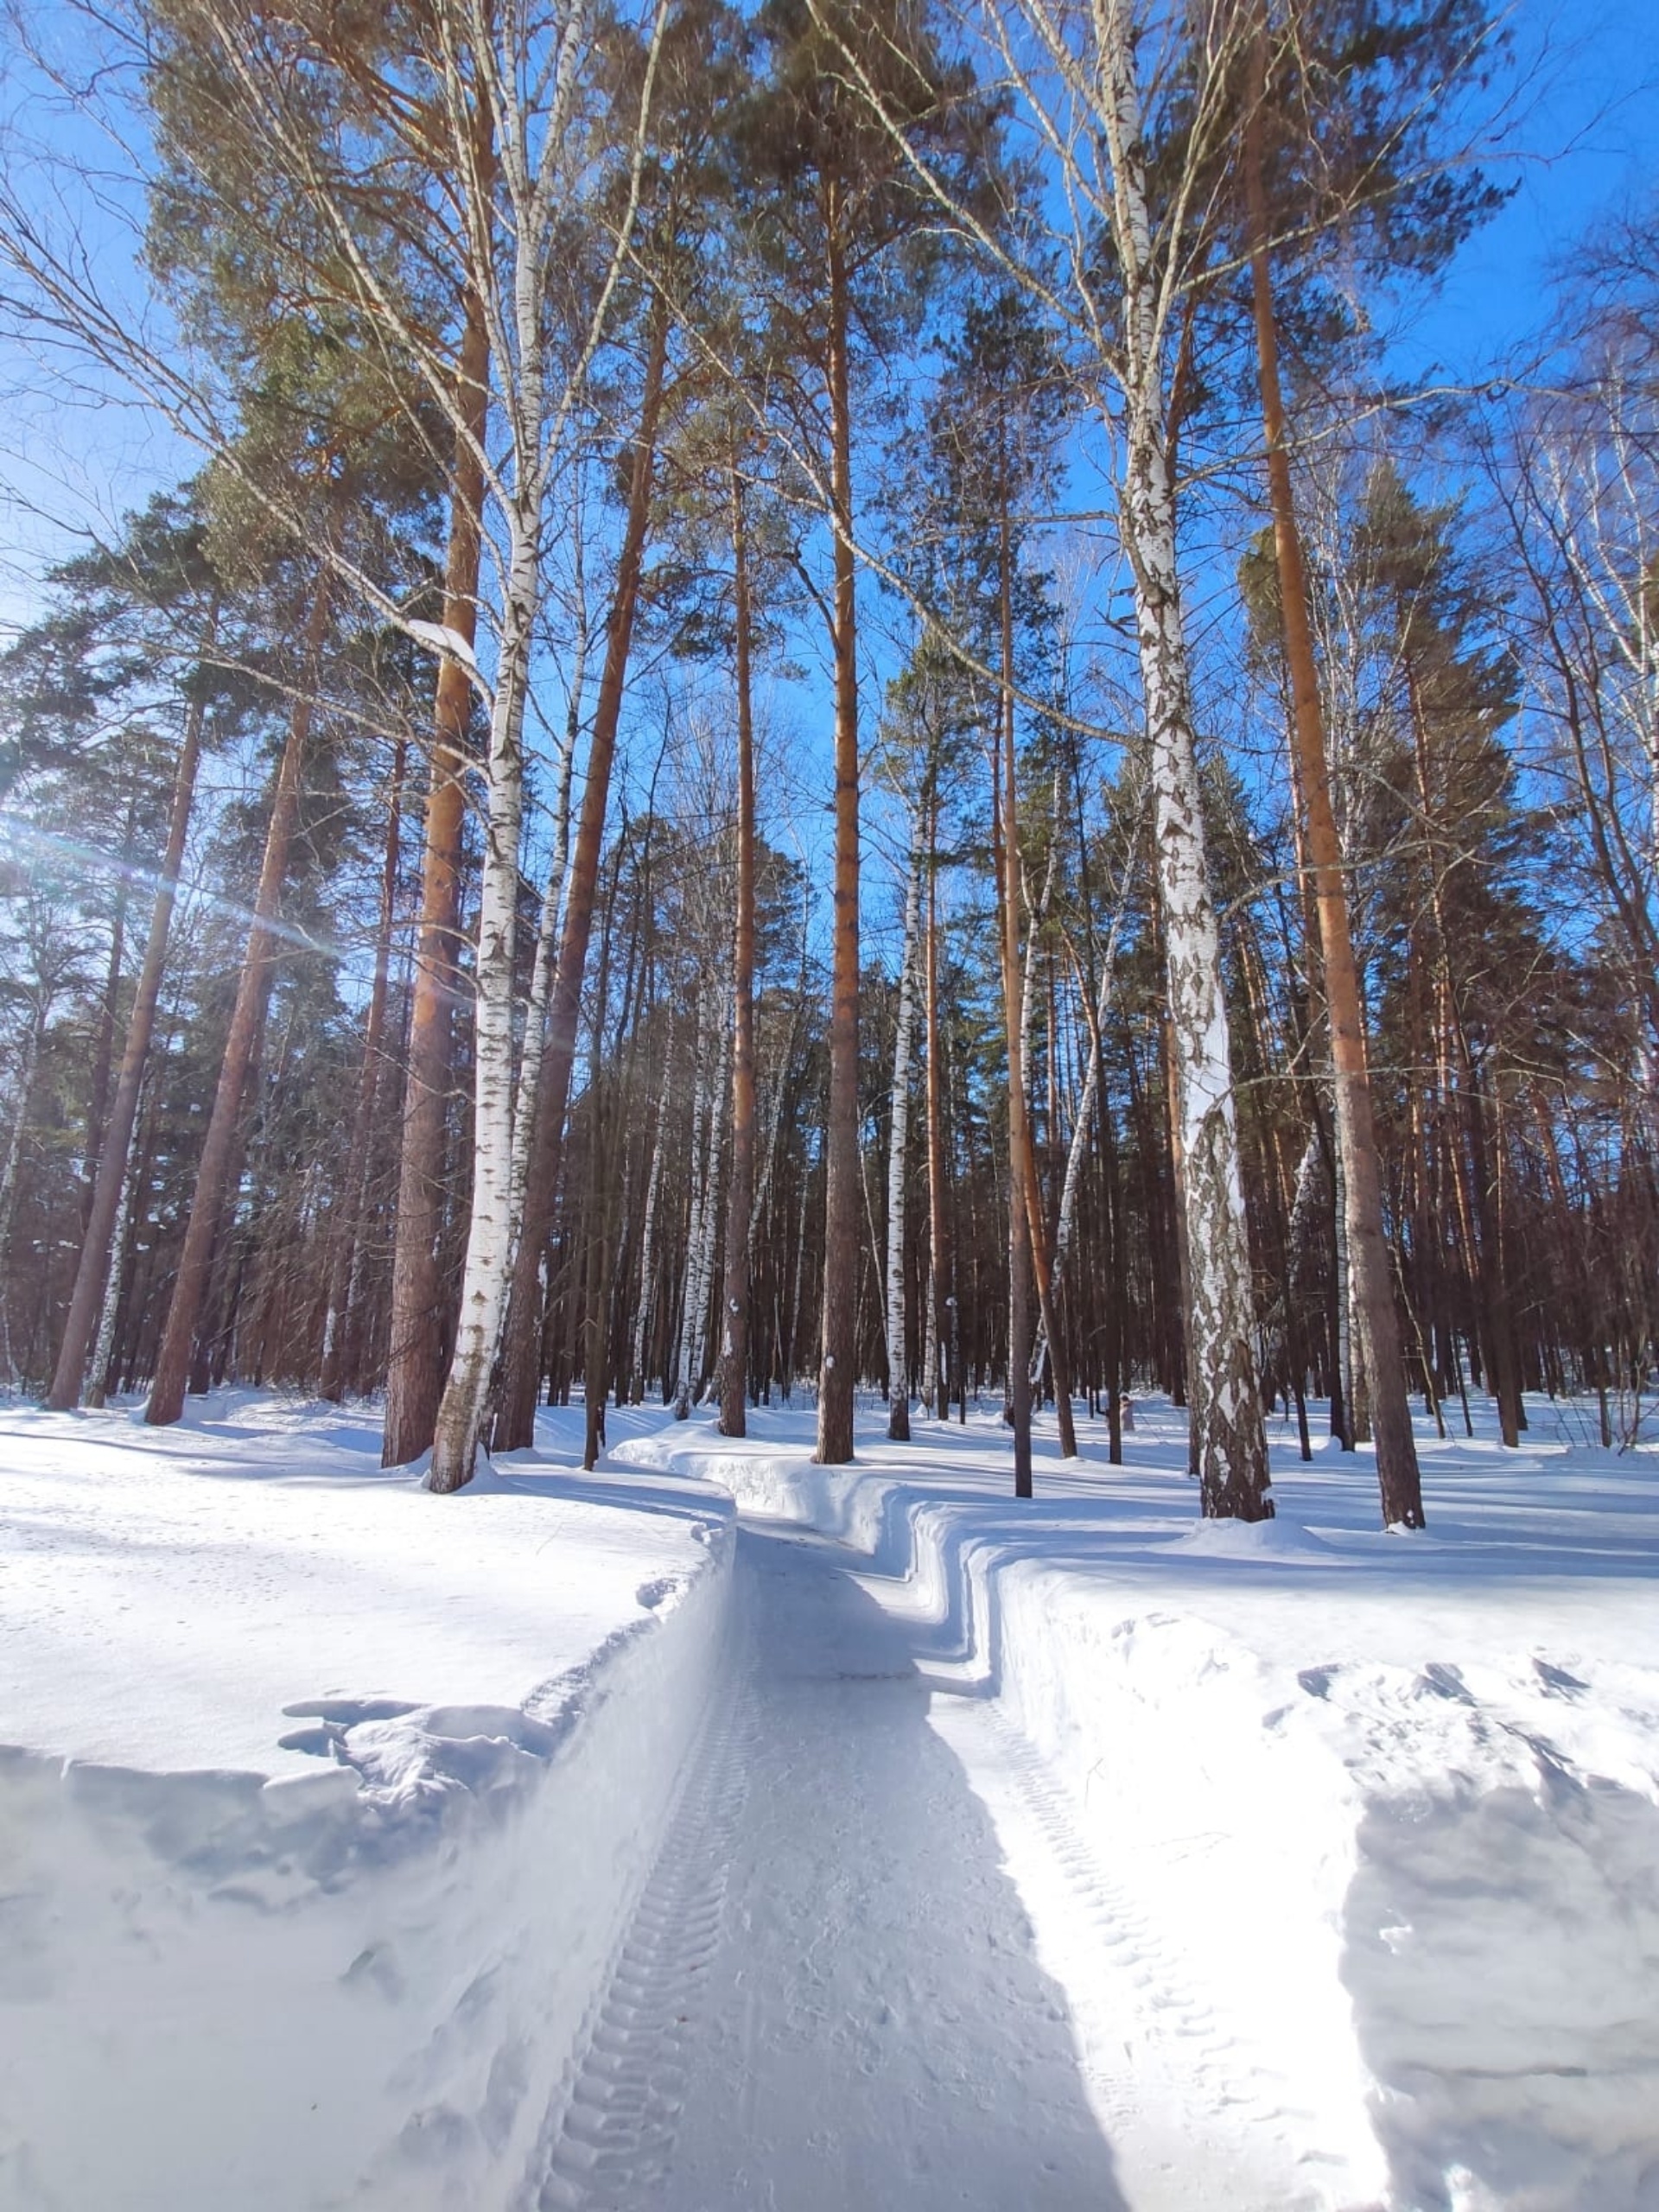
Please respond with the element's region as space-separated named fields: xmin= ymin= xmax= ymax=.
xmin=991 ymin=668 xmax=1035 ymax=1497
xmin=82 ymin=791 xmax=140 ymax=1217
xmin=491 ymin=296 xmax=670 ymax=1455
xmin=629 ymin=1095 xmax=666 ymax=1404
xmin=1048 ymin=897 xmax=1128 ymax=1309
xmin=0 ymin=1005 xmax=46 ymax=1386
xmin=885 ymin=847 xmax=921 ymax=1440
xmin=581 ymin=847 xmax=628 ymax=1471
xmin=84 ymin=1130 xmax=137 ymax=1410
xmin=320 ymin=738 xmax=406 ymax=1401
xmin=1243 ymin=35 xmax=1423 ymax=1527
xmin=816 ymin=203 xmax=861 ymax=1467
xmin=146 ymin=572 xmax=331 ymax=1427
xmin=675 ymin=985 xmax=729 ymax=1418
xmin=1101 ymin=0 xmax=1271 ymax=1518
xmin=503 ymin=527 xmax=588 ymax=1271
xmin=48 ymin=620 xmax=214 ymax=1411
xmin=719 ymin=465 xmax=758 ymax=1437
xmin=1012 ymin=812 xmax=1078 ymax=1458
xmin=427 ymin=499 xmax=542 ymax=1491
xmin=382 ymin=280 xmax=490 ymax=1467
xmin=924 ymin=816 xmax=955 ymax=1422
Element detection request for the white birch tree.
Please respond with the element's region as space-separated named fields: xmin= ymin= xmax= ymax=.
xmin=812 ymin=0 xmax=1273 ymax=1514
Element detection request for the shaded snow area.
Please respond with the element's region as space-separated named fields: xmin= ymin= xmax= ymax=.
xmin=4 ymin=1390 xmax=1658 ymax=2212
xmin=0 ymin=1395 xmax=733 ymax=2212
xmin=614 ymin=1399 xmax=1659 ymax=2212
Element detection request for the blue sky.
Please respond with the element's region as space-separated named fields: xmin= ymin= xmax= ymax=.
xmin=1388 ymin=0 xmax=1657 ymax=385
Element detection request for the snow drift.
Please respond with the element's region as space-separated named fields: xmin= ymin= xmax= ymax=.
xmin=0 ymin=1397 xmax=735 ymax=2212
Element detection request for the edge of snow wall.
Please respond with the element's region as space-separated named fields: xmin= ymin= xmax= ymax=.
xmin=632 ymin=1433 xmax=1659 ymax=2212
xmin=0 ymin=1507 xmax=735 ymax=2212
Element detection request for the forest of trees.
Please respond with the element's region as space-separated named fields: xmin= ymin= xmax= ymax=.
xmin=0 ymin=0 xmax=1654 ymax=1515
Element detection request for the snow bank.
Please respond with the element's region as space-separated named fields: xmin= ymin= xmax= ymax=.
xmin=0 ymin=1395 xmax=734 ymax=2212
xmin=620 ymin=1399 xmax=1659 ymax=2212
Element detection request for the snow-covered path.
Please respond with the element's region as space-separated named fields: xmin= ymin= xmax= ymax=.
xmin=12 ymin=1395 xmax=1658 ymax=2209
xmin=541 ymin=1517 xmax=1152 ymax=2212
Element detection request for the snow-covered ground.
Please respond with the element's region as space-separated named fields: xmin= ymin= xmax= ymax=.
xmin=0 ymin=1394 xmax=734 ymax=2212
xmin=4 ymin=1386 xmax=1657 ymax=2211
xmin=619 ymin=1395 xmax=1659 ymax=2212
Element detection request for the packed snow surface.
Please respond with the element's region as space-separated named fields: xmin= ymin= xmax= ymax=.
xmin=613 ymin=1395 xmax=1659 ymax=2212
xmin=4 ymin=1386 xmax=1658 ymax=2211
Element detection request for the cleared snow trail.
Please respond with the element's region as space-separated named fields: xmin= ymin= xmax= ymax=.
xmin=537 ymin=1514 xmax=1306 ymax=2212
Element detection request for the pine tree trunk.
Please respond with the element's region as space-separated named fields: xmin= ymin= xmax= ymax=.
xmin=991 ymin=685 xmax=1035 ymax=1497
xmin=48 ymin=628 xmax=213 ymax=1412
xmin=1243 ymin=39 xmax=1422 ymax=1525
xmin=147 ymin=574 xmax=331 ymax=1427
xmin=816 ymin=206 xmax=861 ymax=1467
xmin=581 ymin=852 xmax=628 ymax=1471
xmin=718 ymin=467 xmax=758 ymax=1436
xmin=382 ymin=283 xmax=490 ymax=1467
xmin=924 ymin=826 xmax=954 ymax=1422
xmin=321 ymin=739 xmax=405 ymax=1402
xmin=885 ymin=849 xmax=921 ymax=1440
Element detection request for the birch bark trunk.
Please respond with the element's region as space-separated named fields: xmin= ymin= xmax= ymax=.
xmin=428 ymin=511 xmax=540 ymax=1490
xmin=629 ymin=1094 xmax=666 ymax=1402
xmin=1098 ymin=0 xmax=1271 ymax=1517
xmin=381 ymin=276 xmax=490 ymax=1466
xmin=398 ymin=0 xmax=665 ymax=1484
xmin=84 ymin=1133 xmax=136 ymax=1409
xmin=491 ymin=297 xmax=670 ymax=1453
xmin=674 ymin=1014 xmax=714 ymax=1420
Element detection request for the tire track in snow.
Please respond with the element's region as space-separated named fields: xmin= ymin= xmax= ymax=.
xmin=937 ymin=1698 xmax=1338 ymax=2208
xmin=535 ymin=1632 xmax=756 ymax=2211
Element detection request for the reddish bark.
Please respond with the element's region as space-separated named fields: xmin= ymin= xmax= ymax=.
xmin=147 ymin=574 xmax=332 ymax=1427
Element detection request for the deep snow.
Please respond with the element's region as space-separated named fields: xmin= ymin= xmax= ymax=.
xmin=4 ymin=1386 xmax=1658 ymax=2211
xmin=0 ymin=1395 xmax=734 ymax=2212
